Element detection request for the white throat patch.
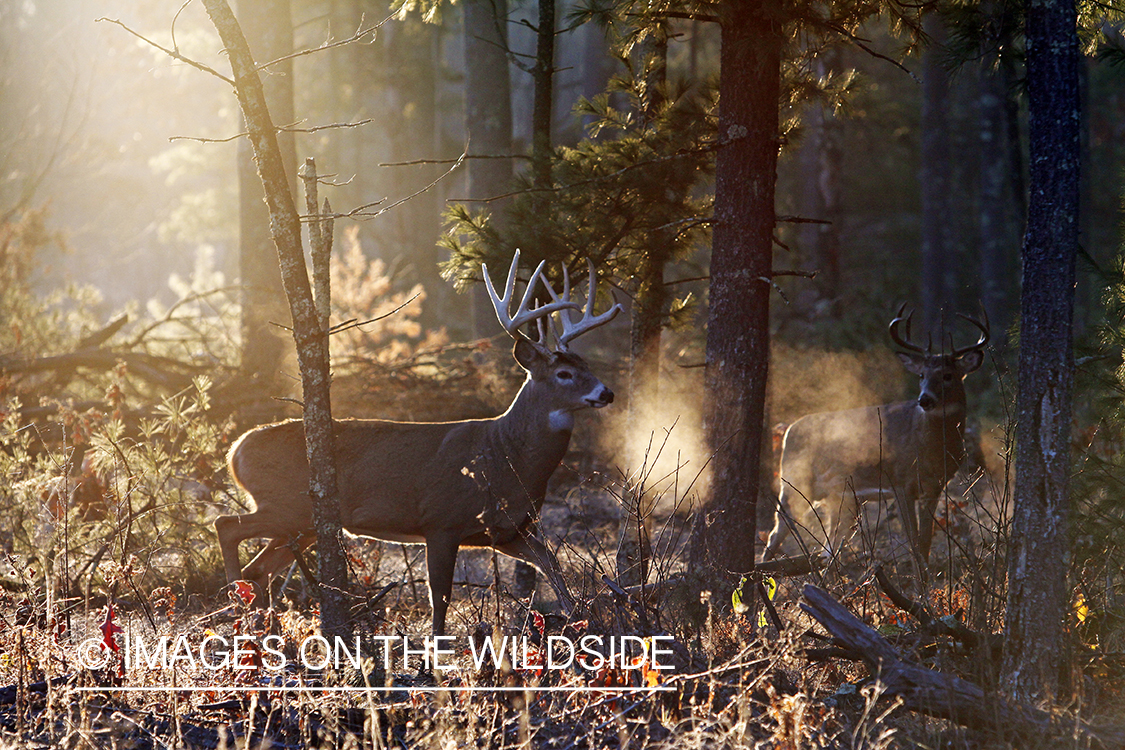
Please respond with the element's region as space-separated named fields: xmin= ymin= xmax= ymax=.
xmin=549 ymin=409 xmax=575 ymax=432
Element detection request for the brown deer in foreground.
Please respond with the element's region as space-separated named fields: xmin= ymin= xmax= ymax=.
xmin=762 ymin=305 xmax=989 ymax=564
xmin=215 ymin=251 xmax=621 ymax=636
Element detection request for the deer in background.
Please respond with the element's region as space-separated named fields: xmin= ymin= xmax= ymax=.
xmin=215 ymin=251 xmax=621 ymax=636
xmin=762 ymin=305 xmax=989 ymax=564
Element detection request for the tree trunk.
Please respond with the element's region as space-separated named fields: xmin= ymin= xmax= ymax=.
xmin=694 ymin=1 xmax=782 ymax=583
xmin=1001 ymin=0 xmax=1079 ymax=703
xmin=235 ymin=0 xmax=296 ymax=386
xmin=511 ymin=0 xmax=558 ymax=598
xmin=462 ymin=0 xmax=515 ymax=339
xmin=797 ymin=46 xmax=841 ymax=311
xmin=920 ymin=13 xmax=953 ymax=331
xmin=977 ymin=54 xmax=1016 ymax=340
xmin=628 ymin=30 xmax=669 ymax=419
xmin=530 ymin=0 xmax=556 ymax=216
xmin=203 ymin=0 xmax=351 ymax=642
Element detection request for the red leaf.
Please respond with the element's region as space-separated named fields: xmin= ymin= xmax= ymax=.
xmin=231 ymin=580 xmax=256 ymax=607
xmin=100 ymin=605 xmax=123 ymax=653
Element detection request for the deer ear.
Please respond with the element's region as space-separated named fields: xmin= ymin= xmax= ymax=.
xmin=513 ymin=337 xmax=553 ymax=374
xmin=957 ymin=349 xmax=984 ymax=375
xmin=896 ymin=352 xmax=925 ymax=375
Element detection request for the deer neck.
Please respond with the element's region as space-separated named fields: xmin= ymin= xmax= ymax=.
xmin=913 ymin=400 xmax=967 ymax=461
xmin=493 ymin=378 xmax=574 ymax=472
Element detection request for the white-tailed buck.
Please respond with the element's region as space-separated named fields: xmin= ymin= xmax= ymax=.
xmin=762 ymin=305 xmax=989 ymax=564
xmin=215 ymin=251 xmax=621 ymax=636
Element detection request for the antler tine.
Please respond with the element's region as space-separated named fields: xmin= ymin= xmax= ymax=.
xmin=544 ymin=259 xmax=623 ymax=352
xmin=483 ymin=249 xmax=579 ymax=338
xmin=952 ymin=307 xmax=990 ymax=356
xmin=889 ymin=302 xmax=926 ymax=354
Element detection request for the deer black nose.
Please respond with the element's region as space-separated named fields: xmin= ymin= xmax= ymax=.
xmin=918 ymin=393 xmax=936 ymax=411
xmin=586 ymin=386 xmax=614 ymax=408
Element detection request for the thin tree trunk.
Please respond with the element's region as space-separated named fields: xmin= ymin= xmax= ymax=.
xmin=695 ymin=1 xmax=782 ymax=582
xmin=203 ymin=0 xmax=350 ymax=642
xmin=1001 ymin=0 xmax=1079 ymax=703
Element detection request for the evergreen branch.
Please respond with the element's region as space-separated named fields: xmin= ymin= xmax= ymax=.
xmin=824 ymin=22 xmax=921 ymax=82
xmin=450 ymin=141 xmax=721 ymax=204
xmin=645 ymin=10 xmax=720 ymax=23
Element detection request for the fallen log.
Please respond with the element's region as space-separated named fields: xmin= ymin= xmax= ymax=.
xmin=800 ymin=584 xmax=1125 ymax=748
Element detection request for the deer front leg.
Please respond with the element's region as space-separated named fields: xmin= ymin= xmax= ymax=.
xmin=425 ymin=532 xmax=462 ymax=637
xmin=495 ymin=533 xmax=575 ymax=615
xmin=916 ymin=493 xmax=941 ymax=563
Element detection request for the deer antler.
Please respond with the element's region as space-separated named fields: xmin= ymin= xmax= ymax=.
xmin=891 ymin=303 xmax=991 ymax=357
xmin=541 ymin=259 xmax=622 ymax=352
xmin=952 ymin=308 xmax=990 ymax=357
xmin=483 ymin=249 xmax=579 ymax=338
xmin=889 ymin=303 xmax=926 ymax=354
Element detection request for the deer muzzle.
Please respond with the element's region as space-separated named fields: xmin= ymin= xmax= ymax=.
xmin=585 ymin=386 xmax=614 ymax=408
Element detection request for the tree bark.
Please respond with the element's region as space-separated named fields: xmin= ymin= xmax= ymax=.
xmin=695 ymin=1 xmax=782 ymax=582
xmin=203 ymin=0 xmax=351 ymax=642
xmin=235 ymin=0 xmax=296 ymax=385
xmin=462 ymin=0 xmax=515 ymax=339
xmin=920 ymin=13 xmax=953 ymax=332
xmin=977 ymin=54 xmax=1016 ymax=339
xmin=797 ymin=46 xmax=842 ymax=311
xmin=628 ymin=30 xmax=669 ymax=419
xmin=1001 ymin=0 xmax=1079 ymax=703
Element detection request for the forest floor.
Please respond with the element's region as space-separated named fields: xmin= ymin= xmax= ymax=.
xmin=1 ymin=460 xmax=1123 ymax=750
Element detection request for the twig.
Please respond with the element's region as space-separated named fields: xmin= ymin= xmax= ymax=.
xmin=254 ymin=13 xmax=394 ymax=72
xmin=329 ymin=294 xmax=421 ymax=336
xmin=95 ymin=17 xmax=234 ymax=85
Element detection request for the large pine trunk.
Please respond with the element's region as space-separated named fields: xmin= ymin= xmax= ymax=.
xmin=1001 ymin=0 xmax=1079 ymax=703
xmin=462 ymin=0 xmax=515 ymax=339
xmin=695 ymin=1 xmax=782 ymax=581
xmin=919 ymin=13 xmax=953 ymax=331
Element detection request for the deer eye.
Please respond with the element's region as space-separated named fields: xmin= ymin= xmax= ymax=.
xmin=557 ymin=370 xmax=573 ymax=381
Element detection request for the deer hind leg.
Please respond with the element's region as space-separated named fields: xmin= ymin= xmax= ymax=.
xmin=763 ymin=490 xmax=795 ymax=561
xmin=494 ymin=533 xmax=575 ymax=616
xmin=214 ymin=511 xmax=310 ymax=588
xmin=241 ymin=535 xmax=315 ymax=591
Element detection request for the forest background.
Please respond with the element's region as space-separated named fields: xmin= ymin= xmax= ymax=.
xmin=2 ymin=0 xmax=1125 ymax=746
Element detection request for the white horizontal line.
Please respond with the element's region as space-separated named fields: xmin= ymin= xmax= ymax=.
xmin=73 ymin=685 xmax=673 ymax=693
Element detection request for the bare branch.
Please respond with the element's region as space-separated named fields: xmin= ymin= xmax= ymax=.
xmin=95 ymin=17 xmax=234 ymax=85
xmin=354 ymin=150 xmax=467 ymax=220
xmin=381 ymin=154 xmax=530 ymax=167
xmin=328 ymin=293 xmax=422 ymax=336
xmin=254 ymin=13 xmax=394 ymax=72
